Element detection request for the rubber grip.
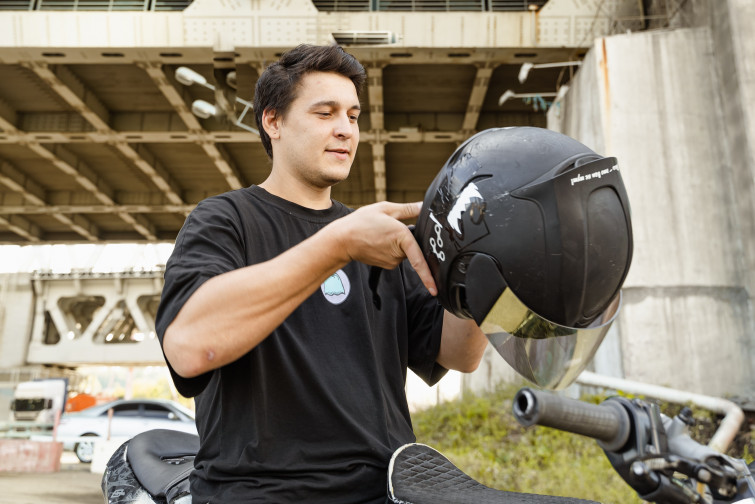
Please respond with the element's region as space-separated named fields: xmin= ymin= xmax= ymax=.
xmin=513 ymin=387 xmax=631 ymax=452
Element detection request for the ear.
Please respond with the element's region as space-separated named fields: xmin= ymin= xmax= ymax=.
xmin=262 ymin=108 xmax=280 ymax=139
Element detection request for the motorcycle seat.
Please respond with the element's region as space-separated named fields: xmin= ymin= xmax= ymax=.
xmin=127 ymin=429 xmax=200 ymax=503
xmin=389 ymin=443 xmax=601 ymax=504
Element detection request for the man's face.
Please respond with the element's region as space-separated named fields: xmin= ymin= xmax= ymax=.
xmin=270 ymin=71 xmax=361 ymax=188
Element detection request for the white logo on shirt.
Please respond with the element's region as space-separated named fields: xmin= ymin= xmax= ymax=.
xmin=321 ymin=269 xmax=351 ymax=305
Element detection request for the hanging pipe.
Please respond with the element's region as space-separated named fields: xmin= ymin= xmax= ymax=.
xmin=576 ymin=371 xmax=745 ymax=453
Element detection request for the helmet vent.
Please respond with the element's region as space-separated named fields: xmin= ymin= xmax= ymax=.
xmin=555 ymin=155 xmax=602 ymax=177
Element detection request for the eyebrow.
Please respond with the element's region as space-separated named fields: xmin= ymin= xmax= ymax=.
xmin=309 ymin=100 xmax=361 ymax=111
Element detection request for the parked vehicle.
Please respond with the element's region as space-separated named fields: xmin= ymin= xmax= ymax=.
xmin=9 ymin=378 xmax=68 ymax=426
xmin=58 ymin=398 xmax=197 ymax=463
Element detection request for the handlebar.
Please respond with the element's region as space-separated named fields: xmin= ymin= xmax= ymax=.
xmin=513 ymin=387 xmax=631 ymax=452
xmin=513 ymin=387 xmax=755 ymax=504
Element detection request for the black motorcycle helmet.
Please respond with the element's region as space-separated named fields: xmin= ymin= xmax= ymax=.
xmin=415 ymin=127 xmax=633 ymax=390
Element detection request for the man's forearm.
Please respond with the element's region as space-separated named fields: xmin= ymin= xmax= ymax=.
xmin=163 ymin=226 xmax=349 ymax=378
xmin=436 ymin=311 xmax=488 ymax=373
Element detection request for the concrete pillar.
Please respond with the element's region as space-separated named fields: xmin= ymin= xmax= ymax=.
xmin=550 ymin=2 xmax=755 ymax=396
xmin=0 ymin=273 xmax=34 ymax=369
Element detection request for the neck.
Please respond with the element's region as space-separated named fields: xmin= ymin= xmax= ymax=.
xmin=259 ymin=169 xmax=333 ymax=210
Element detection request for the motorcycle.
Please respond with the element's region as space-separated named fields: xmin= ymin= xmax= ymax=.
xmin=101 ymin=387 xmax=755 ymax=504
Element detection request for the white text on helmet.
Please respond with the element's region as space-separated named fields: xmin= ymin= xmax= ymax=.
xmin=428 ymin=213 xmax=446 ymax=262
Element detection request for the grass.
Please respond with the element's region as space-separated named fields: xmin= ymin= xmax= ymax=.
xmin=410 ymin=384 xmax=753 ymax=504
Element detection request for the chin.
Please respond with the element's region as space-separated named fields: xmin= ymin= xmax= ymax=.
xmin=320 ymin=167 xmax=351 ymax=186
xmin=320 ymin=175 xmax=347 ymax=188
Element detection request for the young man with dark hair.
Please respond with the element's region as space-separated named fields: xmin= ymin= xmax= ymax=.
xmin=156 ymin=44 xmax=487 ymax=503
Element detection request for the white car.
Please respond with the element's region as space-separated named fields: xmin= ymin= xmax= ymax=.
xmin=57 ymin=398 xmax=198 ymax=463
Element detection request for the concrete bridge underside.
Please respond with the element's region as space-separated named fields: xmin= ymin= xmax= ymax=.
xmin=1 ymin=271 xmax=165 ymax=370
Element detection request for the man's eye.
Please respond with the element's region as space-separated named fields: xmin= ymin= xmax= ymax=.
xmin=350 ymin=115 xmax=359 ymax=121
xmin=317 ymin=112 xmax=331 ymax=117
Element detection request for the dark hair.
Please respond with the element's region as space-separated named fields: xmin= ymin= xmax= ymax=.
xmin=253 ymin=44 xmax=366 ymax=159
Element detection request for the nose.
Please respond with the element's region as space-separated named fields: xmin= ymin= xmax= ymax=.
xmin=333 ymin=112 xmax=354 ymax=139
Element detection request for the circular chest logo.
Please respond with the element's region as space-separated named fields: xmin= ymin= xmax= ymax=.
xmin=321 ymin=269 xmax=350 ymax=305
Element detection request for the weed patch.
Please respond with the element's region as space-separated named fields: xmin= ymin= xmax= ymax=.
xmin=411 ymin=385 xmax=754 ymax=504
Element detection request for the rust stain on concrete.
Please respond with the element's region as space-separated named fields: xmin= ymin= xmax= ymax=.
xmin=600 ymin=38 xmax=611 ymax=146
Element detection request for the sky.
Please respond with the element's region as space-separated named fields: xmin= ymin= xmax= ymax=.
xmin=0 ymin=243 xmax=174 ymax=274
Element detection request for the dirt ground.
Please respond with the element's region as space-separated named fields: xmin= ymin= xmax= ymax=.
xmin=0 ymin=452 xmax=102 ymax=504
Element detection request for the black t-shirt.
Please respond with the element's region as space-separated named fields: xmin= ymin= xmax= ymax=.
xmin=155 ymin=186 xmax=446 ymax=503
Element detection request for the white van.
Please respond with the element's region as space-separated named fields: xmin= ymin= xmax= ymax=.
xmin=9 ymin=379 xmax=68 ymax=426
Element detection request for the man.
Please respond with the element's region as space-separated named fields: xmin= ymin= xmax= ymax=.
xmin=156 ymin=44 xmax=487 ymax=503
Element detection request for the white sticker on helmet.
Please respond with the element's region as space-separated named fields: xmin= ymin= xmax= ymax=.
xmin=447 ymin=182 xmax=483 ymax=234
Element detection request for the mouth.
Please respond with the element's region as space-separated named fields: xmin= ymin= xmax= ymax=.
xmin=326 ymin=148 xmax=351 ymax=160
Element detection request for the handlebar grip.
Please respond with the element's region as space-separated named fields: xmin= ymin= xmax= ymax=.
xmin=513 ymin=387 xmax=631 ymax=452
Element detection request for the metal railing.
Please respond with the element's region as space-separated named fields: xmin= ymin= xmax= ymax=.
xmin=312 ymin=0 xmax=548 ymax=12
xmin=0 ymin=0 xmax=193 ymax=11
xmin=0 ymin=0 xmax=547 ymax=12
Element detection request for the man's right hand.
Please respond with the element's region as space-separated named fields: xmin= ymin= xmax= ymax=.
xmin=325 ymin=201 xmax=437 ymax=296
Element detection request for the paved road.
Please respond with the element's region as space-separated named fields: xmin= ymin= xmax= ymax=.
xmin=0 ymin=452 xmax=102 ymax=504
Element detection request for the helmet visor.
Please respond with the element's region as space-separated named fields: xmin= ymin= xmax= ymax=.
xmin=481 ymin=289 xmax=621 ymax=390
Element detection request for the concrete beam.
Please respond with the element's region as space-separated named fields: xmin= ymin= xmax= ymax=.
xmin=366 ymin=65 xmax=385 ymax=131
xmin=0 ymin=129 xmax=258 ymax=144
xmin=0 ymin=203 xmax=195 ymax=215
xmin=117 ymin=212 xmax=157 ymax=241
xmin=24 ymin=144 xmax=158 ymax=240
xmin=0 ymin=159 xmax=100 ymax=241
xmin=140 ymin=62 xmax=247 ymax=190
xmin=60 ymin=214 xmax=100 ymax=242
xmin=0 ymin=214 xmax=41 ymax=242
xmin=29 ymin=143 xmax=115 ymax=205
xmin=19 ymin=111 xmax=95 ymax=133
xmin=0 ymin=99 xmax=104 ymax=240
xmin=200 ymin=142 xmax=245 ymax=189
xmin=462 ymin=64 xmax=495 ymax=133
xmin=21 ymin=64 xmax=191 ymax=205
xmin=0 ymin=98 xmax=18 ymax=132
xmin=0 ymin=161 xmax=46 ymax=205
xmin=139 ymin=61 xmax=203 ymax=131
xmin=372 ymin=142 xmax=386 ymax=203
xmin=371 ymin=131 xmax=468 ymax=143
xmin=0 ymin=8 xmax=617 ymax=53
xmin=0 ymin=128 xmax=469 ymax=144
xmin=23 ymin=62 xmax=110 ymax=132
xmin=27 ymin=273 xmax=166 ymax=366
xmin=112 ymin=143 xmax=184 ymax=205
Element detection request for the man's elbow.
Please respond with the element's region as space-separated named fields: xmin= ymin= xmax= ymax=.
xmin=457 ymin=354 xmax=483 ymax=373
xmin=170 ymin=357 xmax=207 ymax=379
xmin=163 ymin=326 xmax=209 ymax=378
xmin=439 ymin=350 xmax=484 ymax=374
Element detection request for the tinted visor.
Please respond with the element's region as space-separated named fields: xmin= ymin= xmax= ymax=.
xmin=481 ymin=289 xmax=621 ymax=390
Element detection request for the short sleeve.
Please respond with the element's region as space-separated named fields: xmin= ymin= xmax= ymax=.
xmin=155 ymin=197 xmax=247 ymax=397
xmin=401 ymin=261 xmax=448 ymax=386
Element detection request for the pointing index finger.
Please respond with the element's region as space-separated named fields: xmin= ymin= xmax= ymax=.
xmin=399 ymin=226 xmax=437 ymax=296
